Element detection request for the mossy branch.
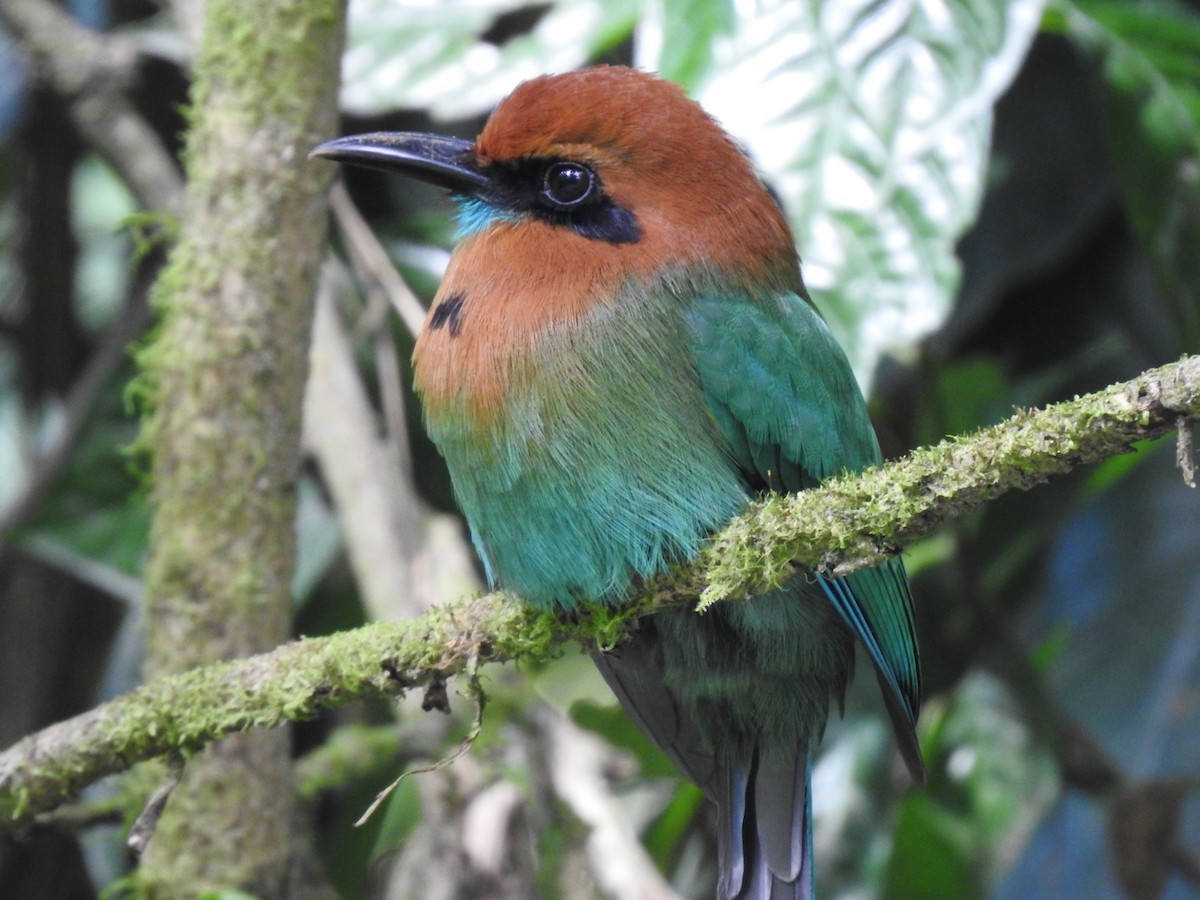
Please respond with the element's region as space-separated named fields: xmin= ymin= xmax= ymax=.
xmin=1 ymin=353 xmax=1197 ymax=832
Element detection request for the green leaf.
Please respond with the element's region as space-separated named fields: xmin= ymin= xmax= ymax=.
xmin=638 ymin=0 xmax=1046 ymax=385
xmin=887 ymin=672 xmax=1060 ymax=896
xmin=1085 ymin=434 xmax=1171 ymax=492
xmin=342 ymin=0 xmax=638 ymax=119
xmin=640 ymin=0 xmax=735 ymax=89
xmin=1061 ymin=0 xmax=1200 ymax=351
xmin=71 ymin=155 xmax=136 ymax=332
xmin=291 ymin=475 xmax=343 ymax=607
xmin=919 ymin=356 xmax=1013 ymax=446
xmin=643 ymin=780 xmax=705 ymax=870
xmin=371 ymin=775 xmax=424 ymax=856
xmin=887 ymin=792 xmax=979 ymax=899
xmin=20 ymin=399 xmax=148 ymax=581
xmin=570 ymin=699 xmax=680 ymax=779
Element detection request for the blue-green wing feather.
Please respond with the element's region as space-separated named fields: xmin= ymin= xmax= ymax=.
xmin=687 ymin=290 xmax=923 ymax=777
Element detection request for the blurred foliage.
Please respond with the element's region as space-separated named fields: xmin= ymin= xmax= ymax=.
xmin=341 ymin=0 xmax=639 ymax=119
xmin=1 ymin=0 xmax=1199 ymax=899
xmin=682 ymin=0 xmax=1046 ymax=383
xmin=1057 ymin=0 xmax=1200 ymax=351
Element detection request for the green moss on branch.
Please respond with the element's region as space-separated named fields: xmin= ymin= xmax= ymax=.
xmin=1 ymin=353 xmax=1197 ymax=830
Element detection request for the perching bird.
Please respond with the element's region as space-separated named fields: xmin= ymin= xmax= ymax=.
xmin=313 ymin=66 xmax=922 ymax=900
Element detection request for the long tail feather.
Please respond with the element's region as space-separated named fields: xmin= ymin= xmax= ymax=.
xmin=719 ymin=747 xmax=814 ymax=900
xmin=718 ymin=764 xmax=749 ymax=899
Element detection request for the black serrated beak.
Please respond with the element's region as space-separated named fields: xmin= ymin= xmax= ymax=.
xmin=310 ymin=132 xmax=492 ymax=195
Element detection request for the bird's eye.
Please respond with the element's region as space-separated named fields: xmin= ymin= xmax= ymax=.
xmin=541 ymin=162 xmax=596 ymax=209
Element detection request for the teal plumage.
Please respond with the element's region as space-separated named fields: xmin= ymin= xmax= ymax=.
xmin=424 ymin=272 xmax=747 ymax=608
xmin=313 ymin=65 xmax=922 ymax=900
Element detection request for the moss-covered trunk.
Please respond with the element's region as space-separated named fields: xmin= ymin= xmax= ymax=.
xmin=136 ymin=1 xmax=346 ymax=896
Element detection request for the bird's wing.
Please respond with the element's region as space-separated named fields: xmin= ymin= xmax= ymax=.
xmin=687 ymin=290 xmax=923 ymax=780
xmin=588 ymin=619 xmax=719 ymax=790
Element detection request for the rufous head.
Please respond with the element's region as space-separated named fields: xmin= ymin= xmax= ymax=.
xmin=313 ymin=66 xmax=799 ymax=287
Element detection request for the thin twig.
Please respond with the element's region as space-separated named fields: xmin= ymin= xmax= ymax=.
xmin=372 ymin=307 xmax=415 ymax=481
xmin=304 ymin=272 xmax=477 ymax=618
xmin=543 ymin=708 xmax=685 ymax=900
xmin=329 ymin=180 xmax=428 ymax=337
xmin=0 ymin=0 xmax=181 ymax=211
xmin=127 ymin=756 xmax=183 ymax=857
xmin=1176 ymin=415 xmax=1196 ymax=487
xmin=0 ymin=285 xmax=152 ymax=559
xmin=354 ymin=654 xmax=486 ymax=827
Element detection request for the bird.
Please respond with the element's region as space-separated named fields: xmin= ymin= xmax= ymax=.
xmin=312 ymin=65 xmax=923 ymax=900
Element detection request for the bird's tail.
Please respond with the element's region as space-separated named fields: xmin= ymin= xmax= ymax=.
xmin=717 ymin=746 xmax=813 ymax=900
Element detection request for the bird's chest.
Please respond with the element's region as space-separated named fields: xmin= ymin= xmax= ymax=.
xmin=414 ymin=290 xmax=747 ymax=610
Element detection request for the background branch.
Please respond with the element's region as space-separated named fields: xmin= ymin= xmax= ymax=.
xmin=0 ymin=0 xmax=180 ymax=212
xmin=2 ymin=352 xmax=1196 ymax=833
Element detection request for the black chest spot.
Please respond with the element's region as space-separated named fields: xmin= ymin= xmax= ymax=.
xmin=429 ymin=292 xmax=465 ymax=337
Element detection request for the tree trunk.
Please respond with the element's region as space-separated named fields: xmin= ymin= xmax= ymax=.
xmin=136 ymin=1 xmax=347 ymax=896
